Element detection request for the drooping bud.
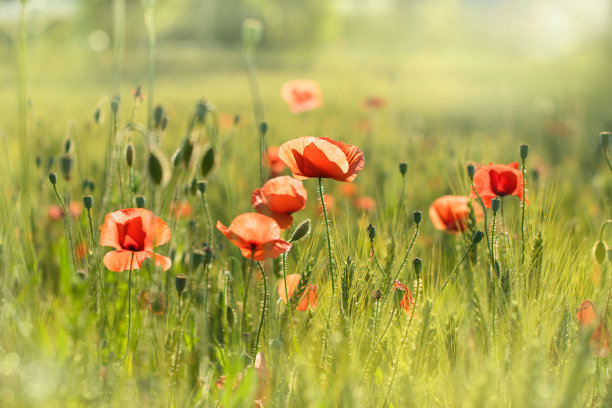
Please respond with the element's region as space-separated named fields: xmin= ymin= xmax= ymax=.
xmin=290 ymin=219 xmax=311 ymax=243
xmin=413 ymin=210 xmax=422 ymax=225
xmin=594 ymin=240 xmax=607 ymax=265
xmin=259 ymin=122 xmax=268 ymax=137
xmin=82 ymin=179 xmax=90 ymax=190
xmin=154 ymin=105 xmax=165 ymax=129
xmin=197 ymin=181 xmax=207 ymax=194
xmin=148 ymin=149 xmax=170 ymax=186
xmin=413 ymin=257 xmax=422 ymax=276
xmin=467 ymin=163 xmax=475 ymax=180
xmin=471 ymin=230 xmax=484 ymax=244
xmin=83 ymin=195 xmax=93 ymax=210
xmin=160 ymin=116 xmax=168 ymax=130
xmin=399 ymin=162 xmax=408 ymax=176
xmin=181 ymin=138 xmax=194 ymax=167
xmin=200 ymin=147 xmax=215 ymax=178
xmin=190 ymin=178 xmax=198 ymax=196
xmin=520 ymin=144 xmax=529 ymax=161
xmin=367 ymin=224 xmax=376 ymax=241
xmin=372 ymin=289 xmax=382 ymax=301
xmin=601 ymin=132 xmax=611 ymax=153
xmin=125 ymin=143 xmax=134 ymax=167
xmin=88 ymin=181 xmax=95 ymax=192
xmin=93 ymin=108 xmax=101 ymax=124
xmin=135 ymin=195 xmax=146 ymax=208
xmin=491 ymin=197 xmax=501 ymax=214
xmin=242 ymin=18 xmax=264 ymax=49
xmin=64 ymin=138 xmax=71 ymax=154
xmin=226 ymin=306 xmax=235 ymax=328
xmin=60 ymin=154 xmax=74 ymax=181
xmin=48 ymin=172 xmax=57 ymax=186
xmin=175 ymin=275 xmax=188 ymax=296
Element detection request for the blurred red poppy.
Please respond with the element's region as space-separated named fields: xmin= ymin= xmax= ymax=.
xmin=339 ymin=183 xmax=357 ymax=197
xmin=354 ymin=196 xmax=376 ymax=211
xmin=429 ymin=195 xmax=483 ymax=233
xmin=279 ymin=136 xmax=364 ymax=182
xmin=171 ymin=202 xmax=192 ymax=218
xmin=100 ymin=208 xmax=172 ymax=272
xmin=394 ymin=280 xmax=414 ymax=313
xmin=252 ymin=176 xmax=307 ymax=229
xmin=362 ymin=96 xmax=387 ymax=110
xmin=577 ymin=300 xmax=610 ymax=358
xmin=48 ymin=201 xmax=83 ymax=220
xmin=216 ymin=213 xmax=291 ymax=261
xmin=281 ymin=79 xmax=322 ymax=114
xmin=267 ymin=146 xmax=286 ymax=178
xmin=277 ymin=273 xmax=318 ymax=311
xmin=470 ymin=162 xmax=527 ymax=208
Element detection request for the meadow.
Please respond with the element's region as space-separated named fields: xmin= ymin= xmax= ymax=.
xmin=1 ymin=1 xmax=612 ymax=407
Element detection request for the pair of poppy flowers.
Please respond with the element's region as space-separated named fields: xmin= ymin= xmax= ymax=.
xmin=429 ymin=162 xmax=527 ymax=233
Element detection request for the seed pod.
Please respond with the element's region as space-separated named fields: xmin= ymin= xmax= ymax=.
xmin=413 ymin=257 xmax=422 ymax=276
xmin=399 ymin=162 xmax=408 ymax=176
xmin=290 ymin=219 xmax=311 ymax=243
xmin=110 ymin=95 xmax=120 ymax=113
xmin=175 ymin=275 xmax=188 ymax=296
xmin=126 ymin=143 xmax=134 ymax=167
xmin=60 ymin=154 xmax=74 ymax=181
xmin=197 ymin=181 xmax=207 ymax=194
xmin=154 ymin=105 xmax=165 ymax=129
xmin=471 ymin=230 xmax=484 ymax=244
xmin=594 ymin=240 xmax=607 ymax=265
xmin=48 ymin=172 xmax=57 ymax=185
xmin=491 ymin=197 xmax=501 ymax=214
xmin=259 ymin=122 xmax=268 ymax=136
xmin=467 ymin=163 xmax=475 ymax=180
xmin=83 ymin=195 xmax=93 ymax=210
xmin=148 ymin=149 xmax=170 ymax=186
xmin=413 ymin=210 xmax=422 ymax=225
xmin=367 ymin=224 xmax=376 ymax=241
xmin=600 ymin=132 xmax=610 ymax=153
xmin=135 ymin=195 xmax=146 ymax=208
xmin=520 ymin=144 xmax=529 ymax=160
xmin=200 ymin=147 xmax=215 ymax=178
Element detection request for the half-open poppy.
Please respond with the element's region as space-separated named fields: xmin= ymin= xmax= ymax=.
xmin=278 ymin=136 xmax=365 ymax=182
xmin=277 ymin=273 xmax=318 ymax=311
xmin=216 ymin=213 xmax=291 ymax=261
xmin=470 ymin=162 xmax=527 ymax=208
xmin=577 ymin=300 xmax=610 ymax=358
xmin=251 ymin=176 xmax=307 ymax=229
xmin=100 ymin=208 xmax=172 ymax=272
xmin=429 ymin=195 xmax=483 ymax=233
xmin=280 ymin=79 xmax=322 ymax=114
xmin=393 ymin=280 xmax=414 ymax=313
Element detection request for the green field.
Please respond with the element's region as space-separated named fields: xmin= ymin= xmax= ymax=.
xmin=1 ymin=1 xmax=612 ymax=407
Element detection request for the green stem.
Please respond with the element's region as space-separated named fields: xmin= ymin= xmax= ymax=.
xmin=471 ymin=181 xmax=495 ymax=267
xmin=282 ymin=250 xmax=299 ymax=353
xmin=389 ymin=224 xmax=419 ymax=292
xmin=520 ymin=158 xmax=527 ymax=264
xmin=318 ymin=178 xmax=336 ymax=296
xmin=241 ymin=250 xmax=256 ymax=346
xmin=119 ymin=251 xmax=135 ymax=365
xmin=363 ymin=306 xmax=396 ymax=379
xmin=144 ymin=0 xmax=156 ymax=130
xmin=435 ymin=241 xmax=475 ymax=300
xmin=253 ymin=262 xmax=268 ymax=363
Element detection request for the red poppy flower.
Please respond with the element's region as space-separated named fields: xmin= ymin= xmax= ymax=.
xmin=251 ymin=176 xmax=307 ymax=229
xmin=278 ymin=274 xmax=318 ymax=311
xmin=339 ymin=183 xmax=357 ymax=197
xmin=394 ymin=280 xmax=414 ymax=313
xmin=100 ymin=208 xmax=172 ymax=272
xmin=216 ymin=213 xmax=291 ymax=261
xmin=171 ymin=202 xmax=192 ymax=218
xmin=362 ymin=96 xmax=387 ymax=110
xmin=267 ymin=146 xmax=286 ymax=178
xmin=470 ymin=162 xmax=527 ymax=208
xmin=429 ymin=195 xmax=483 ymax=233
xmin=577 ymin=300 xmax=610 ymax=358
xmin=281 ymin=79 xmax=322 ymax=114
xmin=278 ymin=136 xmax=365 ymax=182
xmin=48 ymin=201 xmax=83 ymax=220
xmin=354 ymin=196 xmax=376 ymax=211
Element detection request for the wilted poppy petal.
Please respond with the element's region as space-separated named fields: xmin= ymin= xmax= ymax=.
xmin=278 ymin=274 xmax=302 ymax=302
xmin=297 ymin=285 xmax=318 ymax=311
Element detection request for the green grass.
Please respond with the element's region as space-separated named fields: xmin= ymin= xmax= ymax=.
xmin=1 ymin=6 xmax=612 ymax=407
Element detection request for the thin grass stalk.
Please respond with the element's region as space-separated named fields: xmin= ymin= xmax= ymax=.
xmin=281 ymin=250 xmax=299 ymax=353
xmin=318 ymin=178 xmax=336 ymax=296
xmin=119 ymin=250 xmax=135 ymax=365
xmin=521 ymin=157 xmax=527 ymax=264
xmin=241 ymin=250 xmax=256 ymax=348
xmin=253 ymin=262 xmax=268 ymax=363
xmin=435 ymin=240 xmax=476 ymax=300
xmin=144 ymin=0 xmax=156 ymax=130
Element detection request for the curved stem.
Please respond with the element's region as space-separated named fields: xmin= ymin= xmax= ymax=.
xmin=393 ymin=224 xmax=419 ymax=284
xmin=253 ymin=262 xmax=268 ymax=363
xmin=241 ymin=250 xmax=256 ymax=346
xmin=318 ymin=178 xmax=336 ymax=296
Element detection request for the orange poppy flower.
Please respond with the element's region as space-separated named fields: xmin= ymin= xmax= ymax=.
xmin=251 ymin=176 xmax=307 ymax=229
xmin=48 ymin=201 xmax=83 ymax=220
xmin=362 ymin=96 xmax=387 ymax=110
xmin=278 ymin=136 xmax=365 ymax=182
xmin=429 ymin=195 xmax=483 ymax=233
xmin=339 ymin=183 xmax=357 ymax=197
xmin=318 ymin=193 xmax=335 ymax=215
xmin=577 ymin=300 xmax=610 ymax=358
xmin=171 ymin=202 xmax=192 ymax=218
xmin=394 ymin=280 xmax=414 ymax=313
xmin=470 ymin=162 xmax=527 ymax=208
xmin=216 ymin=213 xmax=291 ymax=261
xmin=280 ymin=79 xmax=322 ymax=114
xmin=354 ymin=196 xmax=376 ymax=211
xmin=267 ymin=146 xmax=286 ymax=178
xmin=277 ymin=273 xmax=318 ymax=311
xmin=100 ymin=208 xmax=172 ymax=272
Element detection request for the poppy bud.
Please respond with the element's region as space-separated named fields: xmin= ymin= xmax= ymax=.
xmin=393 ymin=287 xmax=404 ymax=307
xmin=36 ymin=156 xmax=42 ymax=168
xmin=259 ymin=122 xmax=268 ymax=136
xmin=491 ymin=197 xmax=501 ymax=214
xmin=520 ymin=144 xmax=529 ymax=160
xmin=367 ymin=224 xmax=376 ymax=241
xmin=60 ymin=154 xmax=74 ymax=181
xmin=413 ymin=210 xmax=422 ymax=225
xmin=154 ymin=105 xmax=165 ymax=129
xmin=93 ymin=108 xmax=101 ymax=124
xmin=471 ymin=230 xmax=484 ymax=244
xmin=197 ymin=181 xmax=207 ymax=194
xmin=89 ymin=181 xmax=95 ymax=192
xmin=200 ymin=147 xmax=215 ymax=178
xmin=234 ymin=114 xmax=240 ymax=125
xmin=64 ymin=138 xmax=71 ymax=154
xmin=83 ymin=195 xmax=93 ymax=210
xmin=82 ymin=179 xmax=90 ymax=190
xmin=110 ymin=95 xmax=120 ymax=113
xmin=601 ymin=132 xmax=611 ymax=153
xmin=148 ymin=149 xmax=169 ymax=186
xmin=399 ymin=162 xmax=408 ymax=176
xmin=49 ymin=172 xmax=57 ymax=185
xmin=413 ymin=257 xmax=422 ymax=276
xmin=372 ymin=289 xmax=382 ymax=301
xmin=175 ymin=274 xmax=188 ymax=296
xmin=242 ymin=18 xmax=264 ymax=49
xmin=126 ymin=143 xmax=134 ymax=167
xmin=192 ymin=248 xmax=212 ymax=268
xmin=467 ymin=163 xmax=475 ymax=180
xmin=181 ymin=139 xmax=194 ymax=167
xmin=135 ymin=195 xmax=146 ymax=208
xmin=226 ymin=306 xmax=235 ymax=328
xmin=290 ymin=219 xmax=311 ymax=243
xmin=195 ymin=100 xmax=207 ymax=123
xmin=190 ymin=178 xmax=198 ymax=196
xmin=594 ymin=240 xmax=607 ymax=265
xmin=160 ymin=116 xmax=168 ymax=131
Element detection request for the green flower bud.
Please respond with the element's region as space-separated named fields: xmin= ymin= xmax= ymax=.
xmin=154 ymin=105 xmax=165 ymax=129
xmin=200 ymin=147 xmax=215 ymax=178
xmin=594 ymin=240 xmax=607 ymax=265
xmin=290 ymin=219 xmax=311 ymax=243
xmin=60 ymin=154 xmax=74 ymax=181
xmin=367 ymin=224 xmax=376 ymax=241
xmin=83 ymin=195 xmax=93 ymax=210
xmin=413 ymin=257 xmax=422 ymax=276
xmin=197 ymin=181 xmax=207 ymax=194
xmin=372 ymin=289 xmax=382 ymax=301
xmin=520 ymin=144 xmax=529 ymax=160
xmin=601 ymin=132 xmax=610 ymax=153
xmin=175 ymin=274 xmax=188 ymax=296
xmin=110 ymin=95 xmax=120 ymax=113
xmin=48 ymin=172 xmax=57 ymax=185
xmin=471 ymin=230 xmax=484 ymax=244
xmin=126 ymin=143 xmax=134 ymax=167
xmin=393 ymin=287 xmax=404 ymax=307
xmin=467 ymin=163 xmax=475 ymax=180
xmin=399 ymin=162 xmax=408 ymax=176
xmin=135 ymin=195 xmax=146 ymax=208
xmin=234 ymin=114 xmax=240 ymax=125
xmin=259 ymin=122 xmax=268 ymax=136
xmin=242 ymin=18 xmax=264 ymax=49
xmin=413 ymin=210 xmax=422 ymax=225
xmin=491 ymin=197 xmax=501 ymax=214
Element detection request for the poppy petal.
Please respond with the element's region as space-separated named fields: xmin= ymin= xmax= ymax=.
xmin=278 ymin=274 xmax=302 ymax=302
xmin=103 ymin=250 xmax=151 ymax=272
